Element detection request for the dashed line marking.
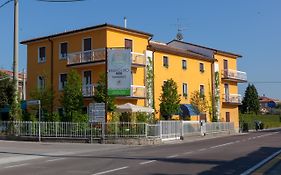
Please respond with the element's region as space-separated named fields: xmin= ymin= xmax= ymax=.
xmin=139 ymin=160 xmax=156 ymax=165
xmin=92 ymin=166 xmax=128 ymax=175
xmin=210 ymin=142 xmax=234 ymax=149
xmin=166 ymin=154 xmax=179 ymax=158
xmin=46 ymin=158 xmax=65 ymax=162
xmin=198 ymin=148 xmax=207 ymax=151
xmin=4 ymin=163 xmax=29 ymax=169
xmin=183 ymin=151 xmax=192 ymax=155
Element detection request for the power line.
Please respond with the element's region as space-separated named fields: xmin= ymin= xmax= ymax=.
xmin=36 ymin=0 xmax=88 ymax=2
xmin=0 ymin=0 xmax=13 ymax=9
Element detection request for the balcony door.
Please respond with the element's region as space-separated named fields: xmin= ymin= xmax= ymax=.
xmin=223 ymin=59 xmax=228 ymax=77
xmin=83 ymin=38 xmax=92 ymax=61
xmin=224 ymin=83 xmax=229 ymax=102
xmin=83 ymin=71 xmax=92 ymax=96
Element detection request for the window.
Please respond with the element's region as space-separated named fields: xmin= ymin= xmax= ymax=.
xmin=83 ymin=38 xmax=92 ymax=61
xmin=182 ymin=83 xmax=188 ymax=97
xmin=199 ymin=85 xmax=205 ymax=98
xmin=59 ymin=73 xmax=67 ymax=90
xmin=60 ymin=42 xmax=68 ymax=59
xmin=182 ymin=60 xmax=187 ymax=70
xmin=37 ymin=76 xmax=45 ymax=89
xmin=38 ymin=47 xmax=46 ymax=63
xmin=125 ymin=39 xmax=133 ymax=50
xmin=200 ymin=63 xmax=204 ymax=72
xmin=163 ymin=56 xmax=169 ymax=68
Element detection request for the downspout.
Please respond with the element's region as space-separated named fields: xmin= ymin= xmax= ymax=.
xmin=48 ymin=38 xmax=54 ymax=113
xmin=210 ymin=58 xmax=216 ymax=122
xmin=147 ymin=37 xmax=155 ymax=111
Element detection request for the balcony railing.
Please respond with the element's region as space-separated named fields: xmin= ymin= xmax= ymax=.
xmin=223 ymin=94 xmax=242 ymax=104
xmin=222 ymin=69 xmax=247 ymax=82
xmin=82 ymin=84 xmax=94 ymax=97
xmin=67 ymin=48 xmax=106 ymax=65
xmin=67 ymin=49 xmax=146 ymax=67
xmin=130 ymin=85 xmax=146 ymax=98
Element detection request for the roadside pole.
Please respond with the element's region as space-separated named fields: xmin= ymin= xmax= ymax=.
xmin=38 ymin=100 xmax=41 ymax=142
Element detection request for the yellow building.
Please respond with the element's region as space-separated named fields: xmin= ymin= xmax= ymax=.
xmin=21 ymin=23 xmax=246 ymax=131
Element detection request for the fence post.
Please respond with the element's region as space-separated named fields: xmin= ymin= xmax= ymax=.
xmin=159 ymin=121 xmax=162 ymax=139
xmin=102 ymin=122 xmax=105 ymax=142
xmin=90 ymin=123 xmax=93 ymax=144
xmin=145 ymin=123 xmax=148 ymax=138
xmin=180 ymin=121 xmax=184 ymax=140
xmin=115 ymin=122 xmax=118 ymax=139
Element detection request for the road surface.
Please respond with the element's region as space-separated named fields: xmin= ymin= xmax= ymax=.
xmin=0 ymin=129 xmax=280 ymax=175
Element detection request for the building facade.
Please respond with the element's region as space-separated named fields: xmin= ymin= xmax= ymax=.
xmin=21 ymin=23 xmax=247 ymax=130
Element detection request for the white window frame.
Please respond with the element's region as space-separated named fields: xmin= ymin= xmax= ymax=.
xmin=182 ymin=59 xmax=187 ymax=70
xmin=59 ymin=73 xmax=67 ymax=91
xmin=37 ymin=75 xmax=45 ymax=89
xmin=59 ymin=42 xmax=68 ymax=60
xmin=199 ymin=62 xmax=205 ymax=72
xmin=163 ymin=55 xmax=169 ymax=68
xmin=182 ymin=83 xmax=188 ymax=97
xmin=38 ymin=46 xmax=46 ymax=63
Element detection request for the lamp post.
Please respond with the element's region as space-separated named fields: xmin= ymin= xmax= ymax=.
xmin=13 ymin=0 xmax=19 ymax=103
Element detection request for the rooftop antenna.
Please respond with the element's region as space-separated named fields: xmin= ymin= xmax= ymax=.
xmin=172 ymin=18 xmax=187 ymax=41
xmin=124 ymin=17 xmax=127 ymax=28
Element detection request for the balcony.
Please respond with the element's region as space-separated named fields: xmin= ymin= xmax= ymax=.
xmin=67 ymin=49 xmax=146 ymax=67
xmin=82 ymin=84 xmax=94 ymax=97
xmin=222 ymin=94 xmax=242 ymax=105
xmin=115 ymin=85 xmax=146 ymax=99
xmin=222 ymin=69 xmax=247 ymax=82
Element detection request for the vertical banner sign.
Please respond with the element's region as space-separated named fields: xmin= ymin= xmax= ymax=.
xmin=107 ymin=49 xmax=131 ymax=96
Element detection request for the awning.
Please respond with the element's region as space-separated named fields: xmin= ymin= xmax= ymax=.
xmin=180 ymin=104 xmax=199 ymax=116
xmin=116 ymin=103 xmax=155 ymax=113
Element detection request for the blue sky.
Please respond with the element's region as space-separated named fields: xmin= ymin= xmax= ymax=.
xmin=1 ymin=0 xmax=281 ymax=99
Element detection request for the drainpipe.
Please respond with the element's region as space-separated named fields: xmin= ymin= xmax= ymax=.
xmin=48 ymin=38 xmax=54 ymax=112
xmin=211 ymin=59 xmax=216 ymax=122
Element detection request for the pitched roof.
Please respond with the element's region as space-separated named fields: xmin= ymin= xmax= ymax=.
xmin=148 ymin=41 xmax=214 ymax=62
xmin=0 ymin=69 xmax=26 ymax=80
xmin=168 ymin=40 xmax=242 ymax=58
xmin=21 ymin=23 xmax=153 ymax=44
xmin=259 ymin=96 xmax=280 ymax=103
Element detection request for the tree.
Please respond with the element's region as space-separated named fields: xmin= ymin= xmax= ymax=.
xmin=190 ymin=90 xmax=208 ymax=115
xmin=0 ymin=72 xmax=14 ymax=108
xmin=241 ymin=84 xmax=260 ymax=114
xmin=159 ymin=79 xmax=181 ymax=120
xmin=60 ymin=70 xmax=84 ymax=122
xmin=93 ymin=73 xmax=116 ymax=112
xmin=30 ymin=87 xmax=54 ymax=115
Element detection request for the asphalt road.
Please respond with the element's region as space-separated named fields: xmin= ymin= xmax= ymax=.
xmin=0 ymin=129 xmax=280 ymax=175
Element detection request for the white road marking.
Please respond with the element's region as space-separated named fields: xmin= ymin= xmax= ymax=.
xmin=210 ymin=142 xmax=234 ymax=149
xmin=0 ymin=155 xmax=42 ymax=165
xmin=4 ymin=163 xmax=29 ymax=169
xmin=92 ymin=166 xmax=128 ymax=175
xmin=46 ymin=158 xmax=65 ymax=162
xmin=139 ymin=160 xmax=156 ymax=165
xmin=166 ymin=154 xmax=179 ymax=158
xmin=183 ymin=151 xmax=192 ymax=155
xmin=240 ymin=149 xmax=281 ymax=175
xmin=198 ymin=148 xmax=207 ymax=151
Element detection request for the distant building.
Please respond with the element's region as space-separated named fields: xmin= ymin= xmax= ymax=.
xmin=259 ymin=95 xmax=280 ymax=109
xmin=0 ymin=69 xmax=27 ymax=100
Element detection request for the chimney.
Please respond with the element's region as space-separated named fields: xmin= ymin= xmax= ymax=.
xmin=124 ymin=17 xmax=127 ymax=28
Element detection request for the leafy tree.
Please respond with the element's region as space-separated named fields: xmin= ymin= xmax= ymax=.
xmin=0 ymin=72 xmax=14 ymax=108
xmin=30 ymin=87 xmax=54 ymax=115
xmin=190 ymin=90 xmax=208 ymax=115
xmin=93 ymin=73 xmax=116 ymax=112
xmin=241 ymin=84 xmax=260 ymax=114
xmin=60 ymin=70 xmax=84 ymax=122
xmin=159 ymin=79 xmax=181 ymax=120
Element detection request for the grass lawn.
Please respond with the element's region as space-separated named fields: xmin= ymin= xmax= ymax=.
xmin=240 ymin=114 xmax=281 ymax=130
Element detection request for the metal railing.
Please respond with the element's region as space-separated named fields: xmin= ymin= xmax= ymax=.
xmin=0 ymin=121 xmax=235 ymax=142
xmin=82 ymin=84 xmax=95 ymax=97
xmin=223 ymin=94 xmax=242 ymax=104
xmin=130 ymin=85 xmax=146 ymax=98
xmin=205 ymin=122 xmax=234 ymax=134
xmin=67 ymin=48 xmax=106 ymax=65
xmin=67 ymin=49 xmax=146 ymax=66
xmin=223 ymin=69 xmax=247 ymax=82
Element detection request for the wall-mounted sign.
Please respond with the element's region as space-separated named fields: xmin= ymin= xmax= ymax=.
xmin=107 ymin=49 xmax=131 ymax=96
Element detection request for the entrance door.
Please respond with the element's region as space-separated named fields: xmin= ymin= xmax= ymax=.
xmin=226 ymin=112 xmax=230 ymax=122
xmin=83 ymin=38 xmax=92 ymax=61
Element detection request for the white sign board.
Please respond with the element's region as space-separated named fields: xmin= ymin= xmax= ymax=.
xmin=107 ymin=49 xmax=131 ymax=96
xmin=89 ymin=103 xmax=105 ymax=122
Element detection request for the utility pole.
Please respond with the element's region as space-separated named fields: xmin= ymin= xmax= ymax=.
xmin=13 ymin=0 xmax=19 ymax=102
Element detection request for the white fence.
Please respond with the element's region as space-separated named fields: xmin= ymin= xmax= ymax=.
xmin=0 ymin=121 xmax=235 ymax=142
